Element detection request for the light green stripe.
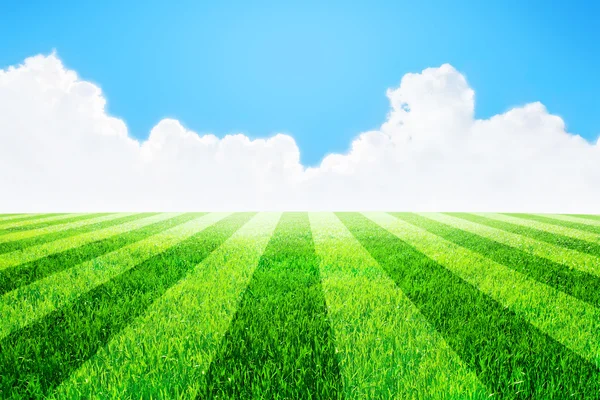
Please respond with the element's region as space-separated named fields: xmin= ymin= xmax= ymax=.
xmin=54 ymin=212 xmax=279 ymax=400
xmin=0 ymin=213 xmax=127 ymax=244
xmin=535 ymin=214 xmax=600 ymax=227
xmin=309 ymin=213 xmax=487 ymax=399
xmin=476 ymin=213 xmax=600 ymax=244
xmin=0 ymin=213 xmax=80 ymax=230
xmin=0 ymin=213 xmax=177 ymax=270
xmin=0 ymin=213 xmax=229 ymax=341
xmin=367 ymin=212 xmax=600 ymax=368
xmin=425 ymin=213 xmax=600 ymax=277
xmin=0 ymin=214 xmax=29 ymax=222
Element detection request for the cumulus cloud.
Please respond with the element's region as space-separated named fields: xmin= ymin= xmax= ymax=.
xmin=0 ymin=53 xmax=598 ymax=212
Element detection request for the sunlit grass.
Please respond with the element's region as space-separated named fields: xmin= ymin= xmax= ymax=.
xmin=0 ymin=213 xmax=251 ymax=398
xmin=0 ymin=212 xmax=598 ymax=399
xmin=310 ymin=212 xmax=487 ymax=399
xmin=0 ymin=213 xmax=139 ymax=249
xmin=55 ymin=212 xmax=279 ymax=399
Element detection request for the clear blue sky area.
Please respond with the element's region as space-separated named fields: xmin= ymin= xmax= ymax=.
xmin=2 ymin=0 xmax=598 ymax=165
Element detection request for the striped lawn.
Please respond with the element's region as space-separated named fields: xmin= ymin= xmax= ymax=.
xmin=565 ymin=214 xmax=600 ymax=222
xmin=309 ymin=212 xmax=487 ymax=399
xmin=417 ymin=213 xmax=600 ymax=308
xmin=505 ymin=213 xmax=600 ymax=235
xmin=0 ymin=212 xmax=181 ymax=270
xmin=0 ymin=211 xmax=598 ymax=398
xmin=0 ymin=214 xmax=28 ymax=222
xmin=0 ymin=213 xmax=224 ymax=342
xmin=55 ymin=212 xmax=281 ymax=399
xmin=0 ymin=213 xmax=104 ymax=235
xmin=0 ymin=213 xmax=120 ymax=244
xmin=470 ymin=213 xmax=600 ymax=253
xmin=0 ymin=213 xmax=69 ymax=230
xmin=0 ymin=213 xmax=254 ymax=399
xmin=202 ymin=213 xmax=343 ymax=399
xmin=386 ymin=212 xmax=600 ymax=368
xmin=452 ymin=214 xmax=600 ymax=257
xmin=0 ymin=213 xmax=196 ymax=296
xmin=0 ymin=214 xmax=52 ymax=225
xmin=341 ymin=212 xmax=600 ymax=398
xmin=442 ymin=213 xmax=600 ymax=276
xmin=544 ymin=214 xmax=600 ymax=226
xmin=0 ymin=213 xmax=151 ymax=255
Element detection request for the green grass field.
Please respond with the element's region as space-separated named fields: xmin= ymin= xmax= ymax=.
xmin=0 ymin=212 xmax=599 ymax=399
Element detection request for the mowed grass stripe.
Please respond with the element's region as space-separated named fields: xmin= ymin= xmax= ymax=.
xmin=0 ymin=212 xmax=254 ymax=399
xmin=0 ymin=213 xmax=225 ymax=341
xmin=203 ymin=213 xmax=343 ymax=400
xmin=0 ymin=213 xmax=146 ymax=254
xmin=506 ymin=213 xmax=600 ymax=235
xmin=447 ymin=213 xmax=600 ymax=269
xmin=0 ymin=213 xmax=198 ymax=296
xmin=464 ymin=213 xmax=600 ymax=257
xmin=477 ymin=213 xmax=600 ymax=244
xmin=0 ymin=213 xmax=124 ymax=244
xmin=0 ymin=213 xmax=104 ymax=235
xmin=0 ymin=214 xmax=27 ymax=222
xmin=0 ymin=213 xmax=67 ymax=229
xmin=309 ymin=213 xmax=487 ymax=400
xmin=543 ymin=214 xmax=600 ymax=228
xmin=385 ymin=213 xmax=600 ymax=367
xmin=55 ymin=212 xmax=281 ymax=400
xmin=0 ymin=212 xmax=180 ymax=271
xmin=417 ymin=213 xmax=600 ymax=306
xmin=341 ymin=212 xmax=600 ymax=398
xmin=566 ymin=214 xmax=600 ymax=222
xmin=0 ymin=214 xmax=53 ymax=225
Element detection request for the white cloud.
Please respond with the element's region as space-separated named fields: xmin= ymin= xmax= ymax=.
xmin=0 ymin=53 xmax=598 ymax=212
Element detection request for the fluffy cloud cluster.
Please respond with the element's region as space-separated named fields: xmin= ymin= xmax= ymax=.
xmin=1 ymin=53 xmax=598 ymax=212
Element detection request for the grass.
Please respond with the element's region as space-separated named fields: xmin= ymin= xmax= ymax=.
xmin=0 ymin=214 xmax=25 ymax=218
xmin=488 ymin=213 xmax=600 ymax=244
xmin=201 ymin=212 xmax=343 ymax=399
xmin=0 ymin=213 xmax=181 ymax=270
xmin=384 ymin=213 xmax=600 ymax=367
xmin=0 ymin=214 xmax=33 ymax=222
xmin=434 ymin=213 xmax=600 ymax=276
xmin=0 ymin=213 xmax=253 ymax=398
xmin=403 ymin=213 xmax=600 ymax=308
xmin=504 ymin=213 xmax=600 ymax=235
xmin=0 ymin=212 xmax=599 ymax=399
xmin=466 ymin=213 xmax=600 ymax=255
xmin=309 ymin=213 xmax=487 ymax=399
xmin=0 ymin=213 xmax=147 ymax=253
xmin=0 ymin=213 xmax=197 ymax=296
xmin=0 ymin=214 xmax=67 ymax=229
xmin=0 ymin=213 xmax=111 ymax=235
xmin=565 ymin=214 xmax=600 ymax=222
xmin=0 ymin=213 xmax=224 ymax=341
xmin=55 ymin=212 xmax=281 ymax=399
xmin=340 ymin=212 xmax=600 ymax=399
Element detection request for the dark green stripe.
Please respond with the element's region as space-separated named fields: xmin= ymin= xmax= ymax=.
xmin=0 ymin=213 xmax=200 ymax=296
xmin=0 ymin=213 xmax=157 ymax=255
xmin=504 ymin=213 xmax=600 ymax=235
xmin=393 ymin=213 xmax=600 ymax=309
xmin=0 ymin=213 xmax=111 ymax=236
xmin=0 ymin=214 xmax=66 ymax=228
xmin=202 ymin=213 xmax=342 ymax=400
xmin=0 ymin=212 xmax=254 ymax=399
xmin=339 ymin=212 xmax=600 ymax=399
xmin=449 ymin=213 xmax=600 ymax=258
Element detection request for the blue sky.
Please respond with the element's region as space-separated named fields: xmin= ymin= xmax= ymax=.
xmin=2 ymin=0 xmax=598 ymax=166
